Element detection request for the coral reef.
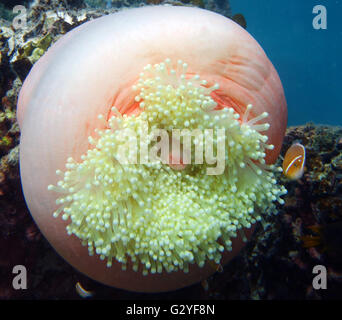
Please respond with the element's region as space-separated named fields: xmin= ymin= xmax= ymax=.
xmin=202 ymin=124 xmax=342 ymax=300
xmin=0 ymin=0 xmax=341 ymax=300
xmin=1 ymin=122 xmax=342 ymax=299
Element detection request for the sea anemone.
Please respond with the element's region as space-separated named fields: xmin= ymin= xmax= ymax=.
xmin=17 ymin=5 xmax=287 ymax=292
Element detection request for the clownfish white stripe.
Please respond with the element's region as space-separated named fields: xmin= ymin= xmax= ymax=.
xmin=284 ymin=155 xmax=303 ymax=175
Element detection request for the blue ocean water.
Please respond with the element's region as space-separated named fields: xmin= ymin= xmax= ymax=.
xmin=230 ymin=0 xmax=342 ymax=126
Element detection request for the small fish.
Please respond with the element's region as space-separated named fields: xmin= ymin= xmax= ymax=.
xmin=75 ymin=282 xmax=94 ymax=298
xmin=232 ymin=14 xmax=247 ymax=29
xmin=282 ymin=142 xmax=306 ymax=180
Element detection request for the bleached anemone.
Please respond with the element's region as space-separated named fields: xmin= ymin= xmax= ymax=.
xmin=17 ymin=6 xmax=287 ymax=291
xmin=47 ymin=59 xmax=287 ymax=275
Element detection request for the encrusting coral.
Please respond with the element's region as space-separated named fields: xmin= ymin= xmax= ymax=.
xmin=48 ymin=59 xmax=287 ymax=275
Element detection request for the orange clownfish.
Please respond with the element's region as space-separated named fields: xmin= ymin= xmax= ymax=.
xmin=282 ymin=142 xmax=306 ymax=180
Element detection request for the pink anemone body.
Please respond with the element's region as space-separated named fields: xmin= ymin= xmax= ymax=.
xmin=17 ymin=6 xmax=287 ymax=292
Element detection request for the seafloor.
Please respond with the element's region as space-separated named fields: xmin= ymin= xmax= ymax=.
xmin=0 ymin=0 xmax=342 ymax=300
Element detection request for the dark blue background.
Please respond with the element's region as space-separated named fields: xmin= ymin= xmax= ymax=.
xmin=229 ymin=0 xmax=342 ymax=126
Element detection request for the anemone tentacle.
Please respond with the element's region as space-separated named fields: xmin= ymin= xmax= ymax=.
xmin=48 ymin=59 xmax=287 ymax=275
